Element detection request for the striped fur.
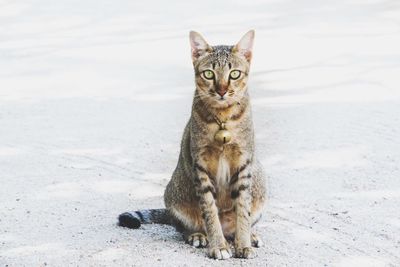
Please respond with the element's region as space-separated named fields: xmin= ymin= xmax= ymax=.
xmin=118 ymin=209 xmax=170 ymax=229
xmin=119 ymin=31 xmax=266 ymax=260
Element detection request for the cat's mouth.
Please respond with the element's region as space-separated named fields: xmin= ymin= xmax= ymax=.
xmin=200 ymin=93 xmax=232 ymax=109
xmin=214 ymin=95 xmax=229 ymax=104
xmin=211 ymin=96 xmax=233 ymax=109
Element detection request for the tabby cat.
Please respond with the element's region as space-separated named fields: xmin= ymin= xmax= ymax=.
xmin=119 ymin=30 xmax=266 ymax=260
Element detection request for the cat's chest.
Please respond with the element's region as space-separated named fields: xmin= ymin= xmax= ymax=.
xmin=210 ymin=142 xmax=245 ymax=188
xmin=194 ymin=117 xmax=251 ymax=182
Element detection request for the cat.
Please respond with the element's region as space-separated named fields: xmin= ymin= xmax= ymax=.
xmin=119 ymin=30 xmax=266 ymax=260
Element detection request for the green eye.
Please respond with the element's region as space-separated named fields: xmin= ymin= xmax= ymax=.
xmin=230 ymin=70 xmax=241 ymax=80
xmin=203 ymin=70 xmax=214 ymax=80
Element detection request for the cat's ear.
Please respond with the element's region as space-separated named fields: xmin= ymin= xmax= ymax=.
xmin=233 ymin=30 xmax=255 ymax=62
xmin=189 ymin=31 xmax=212 ymax=61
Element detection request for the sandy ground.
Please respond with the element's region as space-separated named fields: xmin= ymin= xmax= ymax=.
xmin=1 ymin=0 xmax=400 ymax=266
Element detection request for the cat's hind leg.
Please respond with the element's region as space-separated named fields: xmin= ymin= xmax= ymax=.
xmin=168 ymin=205 xmax=209 ymax=248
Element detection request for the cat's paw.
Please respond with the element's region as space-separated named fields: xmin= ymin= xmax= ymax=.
xmin=208 ymin=247 xmax=232 ymax=260
xmin=251 ymin=232 xmax=264 ymax=248
xmin=234 ymin=246 xmax=256 ymax=259
xmin=186 ymin=233 xmax=208 ymax=248
xmin=208 ymin=242 xmax=232 ymax=260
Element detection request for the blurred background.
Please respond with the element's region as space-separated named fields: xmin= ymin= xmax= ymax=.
xmin=1 ymin=0 xmax=399 ymax=266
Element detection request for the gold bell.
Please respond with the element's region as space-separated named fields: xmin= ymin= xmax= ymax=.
xmin=214 ymin=123 xmax=232 ymax=144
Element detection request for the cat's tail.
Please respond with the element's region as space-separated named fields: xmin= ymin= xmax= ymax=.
xmin=118 ymin=209 xmax=171 ymax=229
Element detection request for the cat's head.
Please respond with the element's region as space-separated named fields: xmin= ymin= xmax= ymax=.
xmin=189 ymin=30 xmax=254 ymax=109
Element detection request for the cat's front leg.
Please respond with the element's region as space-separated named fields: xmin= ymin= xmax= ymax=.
xmin=194 ymin=163 xmax=232 ymax=260
xmin=231 ymin=159 xmax=255 ymax=258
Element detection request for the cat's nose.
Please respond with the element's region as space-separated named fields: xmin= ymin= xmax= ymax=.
xmin=216 ymin=89 xmax=227 ymax=97
xmin=216 ymin=83 xmax=228 ymax=97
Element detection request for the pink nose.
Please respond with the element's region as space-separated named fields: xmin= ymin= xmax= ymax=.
xmin=216 ymin=83 xmax=228 ymax=97
xmin=216 ymin=88 xmax=227 ymax=97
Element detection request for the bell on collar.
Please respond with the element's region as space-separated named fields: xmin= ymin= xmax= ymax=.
xmin=214 ymin=123 xmax=232 ymax=144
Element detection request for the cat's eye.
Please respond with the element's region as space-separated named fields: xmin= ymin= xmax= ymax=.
xmin=203 ymin=70 xmax=215 ymax=80
xmin=229 ymin=70 xmax=241 ymax=80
